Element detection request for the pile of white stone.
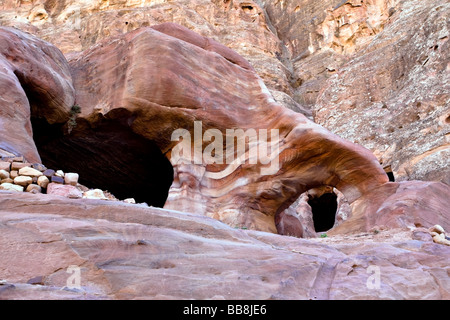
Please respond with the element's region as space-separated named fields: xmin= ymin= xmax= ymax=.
xmin=0 ymin=156 xmax=135 ymax=203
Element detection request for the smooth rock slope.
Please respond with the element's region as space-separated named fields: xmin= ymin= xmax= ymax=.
xmin=0 ymin=191 xmax=449 ymax=300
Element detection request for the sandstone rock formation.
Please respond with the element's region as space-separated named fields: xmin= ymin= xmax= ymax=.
xmin=1 ymin=22 xmax=449 ymax=237
xmin=260 ymin=0 xmax=397 ymax=107
xmin=0 ymin=2 xmax=449 ymax=300
xmin=1 ymin=0 xmax=447 ymax=186
xmin=313 ymin=0 xmax=450 ymax=185
xmin=0 ymin=191 xmax=449 ymax=300
xmin=58 ymin=23 xmax=393 ymax=234
xmin=0 ymin=26 xmax=75 ymax=162
xmin=257 ymin=0 xmax=450 ymax=185
xmin=0 ymin=0 xmax=306 ymax=114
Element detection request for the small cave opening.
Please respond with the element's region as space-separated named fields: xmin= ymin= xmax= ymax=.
xmin=241 ymin=5 xmax=255 ymax=13
xmin=383 ymin=165 xmax=395 ymax=182
xmin=308 ymin=191 xmax=338 ymax=233
xmin=31 ymin=113 xmax=174 ymax=207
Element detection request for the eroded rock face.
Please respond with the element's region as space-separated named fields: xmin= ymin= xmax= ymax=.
xmin=331 ymin=181 xmax=450 ymax=236
xmin=0 ymin=13 xmax=449 ymax=300
xmin=314 ymin=0 xmax=450 ymax=185
xmin=63 ymin=23 xmax=391 ymax=234
xmin=1 ymin=23 xmax=449 ymax=237
xmin=0 ymin=27 xmax=75 ymax=162
xmin=279 ymin=186 xmax=351 ymax=238
xmin=259 ymin=0 xmax=399 ymax=109
xmin=0 ymin=0 xmax=305 ymax=115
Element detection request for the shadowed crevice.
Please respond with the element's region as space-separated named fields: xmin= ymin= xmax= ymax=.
xmin=31 ymin=114 xmax=174 ymax=207
xmin=308 ymin=192 xmax=338 ymax=232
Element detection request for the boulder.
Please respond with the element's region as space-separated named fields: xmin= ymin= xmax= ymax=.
xmin=18 ymin=166 xmax=43 ymax=177
xmin=432 ymin=233 xmax=450 ymax=246
xmin=13 ymin=176 xmax=32 ymax=187
xmin=31 ymin=163 xmax=47 ymax=172
xmin=0 ymin=182 xmax=24 ymax=192
xmin=37 ymin=176 xmax=50 ymax=189
xmin=83 ymin=189 xmax=108 ymax=200
xmin=50 ymin=176 xmax=64 ymax=184
xmin=429 ymin=225 xmax=445 ymax=234
xmin=11 ymin=162 xmax=31 ymax=171
xmin=25 ymin=184 xmax=42 ymax=194
xmin=64 ymin=173 xmax=79 ymax=186
xmin=9 ymin=170 xmax=18 ymax=179
xmin=42 ymin=169 xmax=55 ymax=178
xmin=55 ymin=170 xmax=65 ymax=178
xmin=0 ymin=169 xmax=9 ymax=180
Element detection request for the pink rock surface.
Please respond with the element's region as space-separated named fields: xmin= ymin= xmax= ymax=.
xmin=0 ymin=27 xmax=75 ymax=162
xmin=0 ymin=191 xmax=448 ymax=300
xmin=67 ymin=23 xmax=390 ymax=233
xmin=46 ymin=183 xmax=82 ymax=199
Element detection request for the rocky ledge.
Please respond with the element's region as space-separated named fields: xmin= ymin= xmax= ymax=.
xmin=0 ymin=191 xmax=449 ymax=300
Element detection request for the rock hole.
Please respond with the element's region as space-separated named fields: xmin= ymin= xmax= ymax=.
xmin=241 ymin=5 xmax=255 ymax=14
xmin=388 ymin=7 xmax=396 ymax=17
xmin=445 ymin=115 xmax=450 ymax=124
xmin=308 ymin=191 xmax=338 ymax=232
xmin=30 ymin=112 xmax=174 ymax=207
xmin=383 ymin=165 xmax=395 ymax=182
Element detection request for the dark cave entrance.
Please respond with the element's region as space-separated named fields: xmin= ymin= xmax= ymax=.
xmin=386 ymin=171 xmax=395 ymax=182
xmin=308 ymin=192 xmax=338 ymax=232
xmin=31 ymin=114 xmax=174 ymax=207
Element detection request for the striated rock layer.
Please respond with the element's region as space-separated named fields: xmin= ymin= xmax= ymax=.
xmin=0 ymin=191 xmax=449 ymax=300
xmin=65 ymin=23 xmax=392 ymax=234
xmin=0 ymin=11 xmax=449 ymax=300
xmin=0 ymin=0 xmax=306 ymax=114
xmin=314 ymin=0 xmax=450 ymax=185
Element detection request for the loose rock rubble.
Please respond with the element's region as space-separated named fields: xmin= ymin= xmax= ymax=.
xmin=0 ymin=156 xmax=135 ymax=204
